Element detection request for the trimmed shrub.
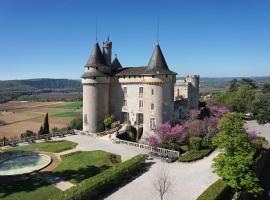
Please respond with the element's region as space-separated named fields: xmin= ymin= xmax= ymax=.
xmin=189 ymin=136 xmax=202 ymax=150
xmin=196 ymin=179 xmax=232 ymax=200
xmin=178 ymin=149 xmax=213 ymax=162
xmin=54 ymin=154 xmax=147 ymax=200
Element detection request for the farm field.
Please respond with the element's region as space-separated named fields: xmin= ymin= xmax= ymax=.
xmin=0 ymin=101 xmax=82 ymax=139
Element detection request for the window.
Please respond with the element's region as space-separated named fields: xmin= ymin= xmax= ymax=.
xmin=121 ymin=112 xmax=129 ymax=123
xmin=84 ymin=114 xmax=87 ymax=123
xmin=139 ymin=100 xmax=143 ymax=108
xmin=150 ymin=118 xmax=156 ymax=129
xmin=123 ymin=100 xmax=127 ymax=106
xmin=137 ymin=113 xmax=144 ymax=125
xmin=151 ymin=103 xmax=154 ymax=110
xmin=151 ymin=89 xmax=154 ymax=95
xmin=139 ymin=87 xmax=143 ymax=95
xmin=123 ymin=87 xmax=127 ymax=94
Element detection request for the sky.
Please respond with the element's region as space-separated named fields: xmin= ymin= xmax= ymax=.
xmin=0 ymin=0 xmax=270 ymax=80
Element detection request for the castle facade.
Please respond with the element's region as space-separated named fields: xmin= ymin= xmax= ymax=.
xmin=81 ymin=38 xmax=199 ymax=136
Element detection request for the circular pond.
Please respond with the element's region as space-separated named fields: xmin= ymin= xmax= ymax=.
xmin=0 ymin=154 xmax=52 ymax=176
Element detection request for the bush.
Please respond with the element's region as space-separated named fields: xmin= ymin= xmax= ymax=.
xmin=111 ymin=121 xmax=119 ymax=129
xmin=178 ymin=149 xmax=213 ymax=162
xmin=103 ymin=115 xmax=114 ymax=129
xmin=196 ymin=179 xmax=232 ymax=200
xmin=189 ymin=136 xmax=202 ymax=150
xmin=54 ymin=154 xmax=147 ymax=200
xmin=21 ymin=130 xmax=36 ymax=138
xmin=69 ymin=117 xmax=83 ymax=130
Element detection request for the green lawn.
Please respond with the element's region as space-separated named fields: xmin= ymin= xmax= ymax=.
xmin=52 ymin=151 xmax=121 ymax=184
xmin=50 ymin=111 xmax=81 ymax=118
xmin=0 ymin=176 xmax=60 ymax=200
xmin=6 ymin=141 xmax=77 ymax=153
xmin=49 ymin=102 xmax=82 ymax=110
xmin=0 ymin=150 xmax=121 ymax=200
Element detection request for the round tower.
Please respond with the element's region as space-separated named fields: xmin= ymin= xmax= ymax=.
xmin=186 ymin=75 xmax=200 ymax=109
xmin=103 ymin=37 xmax=112 ymax=66
xmin=82 ymin=42 xmax=110 ymax=133
xmin=142 ymin=43 xmax=177 ymax=135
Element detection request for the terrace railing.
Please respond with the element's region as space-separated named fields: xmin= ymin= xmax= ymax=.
xmin=0 ymin=129 xmax=75 ymax=147
xmin=114 ymin=138 xmax=180 ymax=158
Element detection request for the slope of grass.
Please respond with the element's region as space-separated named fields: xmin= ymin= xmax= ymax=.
xmin=49 ymin=102 xmax=82 ymax=110
xmin=53 ymin=151 xmax=121 ymax=184
xmin=7 ymin=140 xmax=77 ymax=153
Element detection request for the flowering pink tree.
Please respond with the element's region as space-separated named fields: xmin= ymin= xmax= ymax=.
xmin=146 ymin=123 xmax=187 ymax=149
xmin=207 ymin=100 xmax=230 ymax=118
xmin=247 ymin=130 xmax=257 ymax=140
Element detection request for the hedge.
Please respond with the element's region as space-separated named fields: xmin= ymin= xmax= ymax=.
xmin=189 ymin=136 xmax=203 ymax=150
xmin=178 ymin=148 xmax=214 ymax=162
xmin=54 ymin=154 xmax=147 ymax=200
xmin=196 ymin=179 xmax=232 ymax=200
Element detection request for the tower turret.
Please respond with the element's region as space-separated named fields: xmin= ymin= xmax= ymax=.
xmin=186 ymin=75 xmax=200 ymax=109
xmin=103 ymin=37 xmax=112 ymax=66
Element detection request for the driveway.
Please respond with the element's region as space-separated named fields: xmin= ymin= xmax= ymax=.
xmin=60 ymin=134 xmax=219 ymax=200
xmin=245 ymin=120 xmax=270 ymax=142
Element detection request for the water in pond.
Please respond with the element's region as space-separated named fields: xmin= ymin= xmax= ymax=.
xmin=0 ymin=154 xmax=51 ymax=176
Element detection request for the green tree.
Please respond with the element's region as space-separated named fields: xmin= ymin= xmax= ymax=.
xmin=262 ymin=83 xmax=270 ymax=93
xmin=251 ymin=92 xmax=270 ymax=124
xmin=229 ymin=79 xmax=239 ymax=92
xmin=103 ymin=115 xmax=114 ymax=129
xmin=227 ymin=84 xmax=255 ymax=113
xmin=239 ymin=78 xmax=257 ymax=89
xmin=212 ymin=113 xmax=263 ymax=196
xmin=42 ymin=113 xmax=50 ymax=135
xmin=69 ymin=117 xmax=83 ymax=130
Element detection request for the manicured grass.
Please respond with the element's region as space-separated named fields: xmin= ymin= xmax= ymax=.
xmin=0 ymin=176 xmax=60 ymax=200
xmin=196 ymin=179 xmax=232 ymax=200
xmin=7 ymin=140 xmax=77 ymax=153
xmin=178 ymin=148 xmax=214 ymax=162
xmin=0 ymin=151 xmax=121 ymax=200
xmin=50 ymin=111 xmax=81 ymax=118
xmin=49 ymin=102 xmax=82 ymax=110
xmin=53 ymin=151 xmax=121 ymax=184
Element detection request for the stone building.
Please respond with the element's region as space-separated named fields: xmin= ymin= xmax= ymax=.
xmin=81 ymin=38 xmax=199 ymax=136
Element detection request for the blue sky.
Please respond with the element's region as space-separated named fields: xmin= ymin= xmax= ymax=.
xmin=0 ymin=0 xmax=269 ymax=80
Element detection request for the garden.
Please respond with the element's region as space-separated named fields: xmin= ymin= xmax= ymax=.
xmin=0 ymin=140 xmax=129 ymax=200
xmin=146 ymin=100 xmax=230 ymax=162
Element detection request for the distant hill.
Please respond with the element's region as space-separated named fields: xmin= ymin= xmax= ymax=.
xmin=0 ymin=79 xmax=82 ymax=103
xmin=0 ymin=77 xmax=269 ymax=103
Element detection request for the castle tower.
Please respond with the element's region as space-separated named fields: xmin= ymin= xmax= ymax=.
xmin=81 ymin=42 xmax=110 ymax=133
xmin=186 ymin=75 xmax=200 ymax=109
xmin=143 ymin=43 xmax=177 ymax=135
xmin=103 ymin=37 xmax=112 ymax=66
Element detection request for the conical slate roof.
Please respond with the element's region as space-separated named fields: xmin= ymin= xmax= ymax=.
xmin=144 ymin=44 xmax=176 ymax=75
xmin=85 ymin=43 xmax=106 ymax=67
xmin=111 ymin=57 xmax=122 ymax=71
